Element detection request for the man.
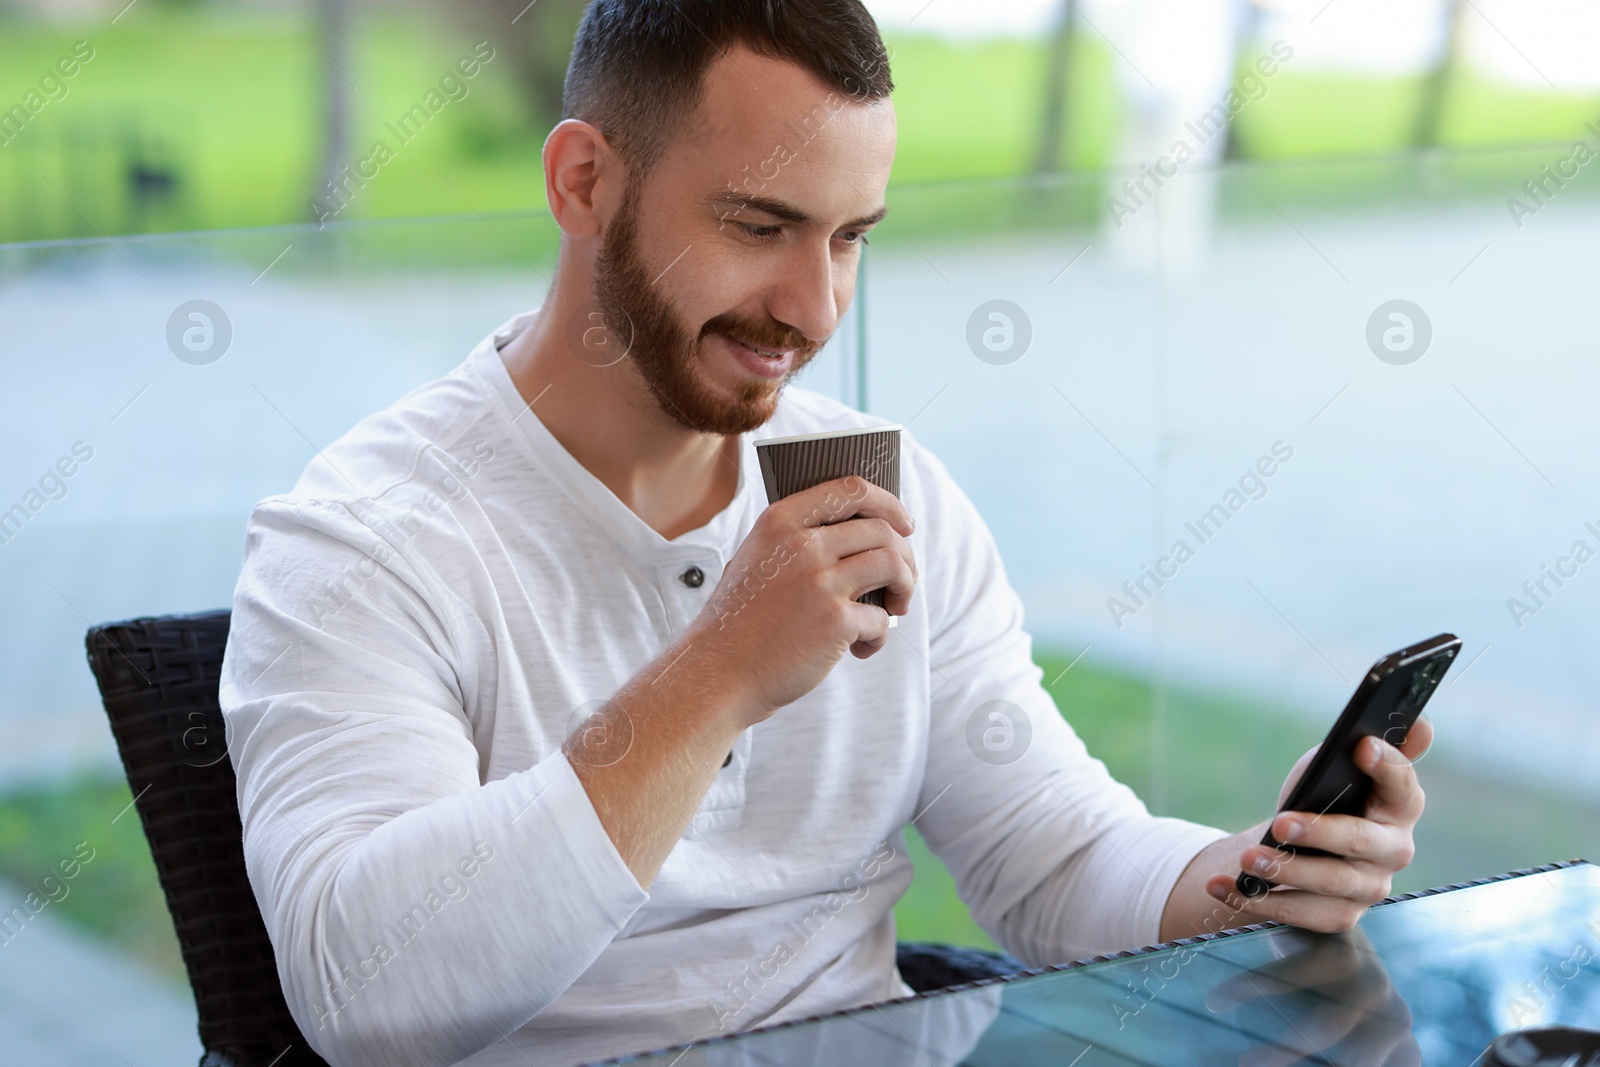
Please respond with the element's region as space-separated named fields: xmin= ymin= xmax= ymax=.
xmin=219 ymin=2 xmax=1430 ymax=1065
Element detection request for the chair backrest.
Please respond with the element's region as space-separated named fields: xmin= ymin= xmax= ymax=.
xmin=85 ymin=610 xmax=328 ymax=1067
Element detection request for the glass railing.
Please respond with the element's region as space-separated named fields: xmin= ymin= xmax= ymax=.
xmin=0 ymin=210 xmax=864 ymax=775
xmin=2 ymin=145 xmax=1594 ymax=889
xmin=867 ymin=147 xmax=1600 ymax=897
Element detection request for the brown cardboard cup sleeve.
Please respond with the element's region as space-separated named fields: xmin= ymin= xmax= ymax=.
xmin=754 ymin=424 xmax=902 ymax=611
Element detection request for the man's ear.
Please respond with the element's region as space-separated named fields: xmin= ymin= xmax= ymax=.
xmin=543 ymin=119 xmax=623 ymax=239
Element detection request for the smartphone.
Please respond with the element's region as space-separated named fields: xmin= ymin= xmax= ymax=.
xmin=1235 ymin=632 xmax=1462 ymax=898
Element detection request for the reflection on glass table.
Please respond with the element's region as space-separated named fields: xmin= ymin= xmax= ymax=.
xmin=598 ymin=861 xmax=1599 ymax=1067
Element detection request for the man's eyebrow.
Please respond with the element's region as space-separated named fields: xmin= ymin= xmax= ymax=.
xmin=710 ymin=191 xmax=889 ymax=230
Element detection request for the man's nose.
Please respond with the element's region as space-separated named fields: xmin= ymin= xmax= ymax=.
xmin=766 ymin=238 xmax=844 ymax=347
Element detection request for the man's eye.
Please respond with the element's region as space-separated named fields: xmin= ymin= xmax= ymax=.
xmin=742 ymin=223 xmax=781 ymax=241
xmin=837 ymin=230 xmax=872 ymax=247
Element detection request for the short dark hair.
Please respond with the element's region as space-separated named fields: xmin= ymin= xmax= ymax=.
xmin=563 ymin=0 xmax=894 ymax=175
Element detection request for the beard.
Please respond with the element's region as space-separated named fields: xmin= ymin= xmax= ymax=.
xmin=591 ymin=184 xmax=823 ymax=436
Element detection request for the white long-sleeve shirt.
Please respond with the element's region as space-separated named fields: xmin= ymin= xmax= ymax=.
xmin=218 ymin=307 xmax=1227 ymax=1067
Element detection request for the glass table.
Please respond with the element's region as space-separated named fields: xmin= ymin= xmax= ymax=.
xmin=594 ymin=861 xmax=1599 ymax=1066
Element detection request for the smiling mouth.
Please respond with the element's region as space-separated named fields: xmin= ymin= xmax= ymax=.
xmin=727 ymin=335 xmax=792 ymax=360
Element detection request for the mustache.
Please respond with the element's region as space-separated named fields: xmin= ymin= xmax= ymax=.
xmin=702 ymin=313 xmax=820 ymax=357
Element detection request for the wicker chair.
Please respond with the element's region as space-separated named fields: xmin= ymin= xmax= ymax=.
xmin=85 ymin=610 xmax=327 ymax=1067
xmin=84 ymin=610 xmax=1020 ymax=1067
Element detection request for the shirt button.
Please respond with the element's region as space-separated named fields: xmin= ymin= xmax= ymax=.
xmin=680 ymin=566 xmax=705 ymax=588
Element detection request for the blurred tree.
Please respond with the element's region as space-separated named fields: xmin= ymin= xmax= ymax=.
xmin=1033 ymin=0 xmax=1077 ymax=174
xmin=457 ymin=0 xmax=588 ymax=130
xmin=1221 ymin=0 xmax=1263 ymax=162
xmin=121 ymin=127 xmax=184 ymax=233
xmin=312 ymin=0 xmax=352 ymax=221
xmin=1413 ymin=0 xmax=1468 ymax=148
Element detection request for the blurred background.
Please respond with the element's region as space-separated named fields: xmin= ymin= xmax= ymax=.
xmin=3 ymin=0 xmax=1599 ymax=1061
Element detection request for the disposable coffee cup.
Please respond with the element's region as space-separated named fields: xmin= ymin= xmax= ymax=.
xmin=755 ymin=424 xmax=902 ymax=611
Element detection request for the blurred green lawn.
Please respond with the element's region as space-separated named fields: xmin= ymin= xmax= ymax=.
xmin=2 ymin=8 xmax=1598 ymax=242
xmin=2 ymin=649 xmax=1591 ymax=987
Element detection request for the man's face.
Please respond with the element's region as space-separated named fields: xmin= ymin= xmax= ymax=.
xmin=591 ymin=45 xmax=896 ymax=436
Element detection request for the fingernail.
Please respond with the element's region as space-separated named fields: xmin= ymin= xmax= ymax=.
xmin=1253 ymin=855 xmax=1274 ymax=874
xmin=1279 ymin=817 xmax=1303 ymax=842
xmin=1208 ymin=882 xmax=1229 ymax=902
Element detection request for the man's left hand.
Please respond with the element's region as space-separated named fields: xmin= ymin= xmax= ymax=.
xmin=1161 ymin=716 xmax=1432 ymax=940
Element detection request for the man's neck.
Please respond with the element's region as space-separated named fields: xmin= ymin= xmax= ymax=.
xmin=498 ymin=301 xmax=743 ymax=542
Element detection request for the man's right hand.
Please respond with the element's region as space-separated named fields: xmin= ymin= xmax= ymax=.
xmin=566 ymin=474 xmax=916 ymax=891
xmin=686 ymin=474 xmax=918 ymax=725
